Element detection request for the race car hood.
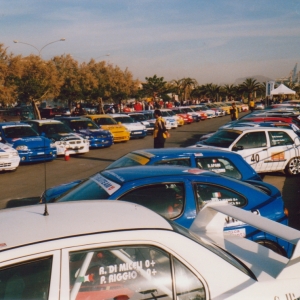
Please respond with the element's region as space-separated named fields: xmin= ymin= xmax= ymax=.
xmin=46 ymin=133 xmax=83 ymax=142
xmin=122 ymin=123 xmax=146 ymax=130
xmin=76 ymin=129 xmax=110 ymax=137
xmin=0 ymin=142 xmax=19 ymax=155
xmin=7 ymin=136 xmax=52 ymax=147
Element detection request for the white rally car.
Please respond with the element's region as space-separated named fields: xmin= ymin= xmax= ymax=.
xmin=23 ymin=120 xmax=89 ymax=155
xmin=109 ymin=113 xmax=147 ymax=139
xmin=193 ymin=126 xmax=300 ymax=176
xmin=1 ymin=201 xmax=300 ymax=299
xmin=0 ymin=142 xmax=20 ymax=171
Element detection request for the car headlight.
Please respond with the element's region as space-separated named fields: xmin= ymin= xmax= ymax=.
xmin=15 ymin=145 xmax=28 ymax=151
xmin=12 ymin=152 xmax=19 ymax=157
xmin=50 ymin=143 xmax=56 ymax=148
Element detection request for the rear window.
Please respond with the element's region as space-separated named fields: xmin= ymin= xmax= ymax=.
xmin=195 ymin=157 xmax=242 ymax=180
xmin=194 ymin=183 xmax=247 ymax=208
xmin=107 ymin=153 xmax=150 ymax=169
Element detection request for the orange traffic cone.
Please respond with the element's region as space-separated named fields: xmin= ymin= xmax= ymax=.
xmin=64 ymin=150 xmax=70 ymax=161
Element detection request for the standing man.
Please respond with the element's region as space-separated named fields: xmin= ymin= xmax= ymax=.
xmin=153 ymin=109 xmax=169 ymax=148
xmin=249 ymin=99 xmax=255 ymax=112
xmin=230 ymin=102 xmax=238 ymax=121
xmin=72 ymin=103 xmax=86 ymax=116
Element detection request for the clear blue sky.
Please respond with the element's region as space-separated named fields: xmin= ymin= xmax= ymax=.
xmin=2 ymin=0 xmax=300 ymax=84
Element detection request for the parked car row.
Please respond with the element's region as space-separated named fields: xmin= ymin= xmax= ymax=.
xmin=3 ymin=103 xmax=300 ymax=298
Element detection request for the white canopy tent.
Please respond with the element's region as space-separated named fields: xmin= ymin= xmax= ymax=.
xmin=271 ymin=84 xmax=296 ymax=95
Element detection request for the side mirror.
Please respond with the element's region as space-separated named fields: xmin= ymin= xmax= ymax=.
xmin=232 ymin=145 xmax=244 ymax=151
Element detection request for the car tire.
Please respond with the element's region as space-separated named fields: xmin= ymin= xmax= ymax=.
xmin=284 ymin=157 xmax=300 ymax=176
xmin=256 ymin=240 xmax=287 ymax=256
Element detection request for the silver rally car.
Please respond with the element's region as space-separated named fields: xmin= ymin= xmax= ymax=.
xmin=1 ymin=200 xmax=300 ymax=299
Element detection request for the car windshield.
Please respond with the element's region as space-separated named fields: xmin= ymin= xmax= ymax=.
xmin=106 ymin=152 xmax=150 ymax=169
xmin=202 ymin=130 xmax=241 ymax=148
xmin=143 ymin=113 xmax=154 ymax=120
xmin=39 ymin=123 xmax=72 ymax=134
xmin=161 ymin=111 xmax=171 ymax=117
xmin=70 ymin=120 xmax=98 ymax=130
xmin=130 ymin=114 xmax=146 ymax=121
xmin=182 ymin=107 xmax=194 ymax=113
xmin=94 ymin=117 xmax=117 ymax=125
xmin=166 ymin=110 xmax=176 ymax=116
xmin=56 ymin=173 xmax=121 ymax=202
xmin=3 ymin=126 xmax=38 ymax=138
xmin=114 ymin=116 xmax=135 ymax=123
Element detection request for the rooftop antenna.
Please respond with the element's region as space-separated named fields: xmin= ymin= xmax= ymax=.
xmin=43 ymin=133 xmax=49 ymax=216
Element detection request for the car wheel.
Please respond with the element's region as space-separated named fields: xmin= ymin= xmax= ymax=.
xmin=256 ymin=240 xmax=286 ymax=256
xmin=285 ymin=157 xmax=300 ymax=176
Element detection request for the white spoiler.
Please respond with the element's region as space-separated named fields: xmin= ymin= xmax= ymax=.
xmin=190 ymin=201 xmax=300 ymax=280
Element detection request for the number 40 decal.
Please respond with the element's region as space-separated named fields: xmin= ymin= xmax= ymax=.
xmin=251 ymin=154 xmax=260 ymax=162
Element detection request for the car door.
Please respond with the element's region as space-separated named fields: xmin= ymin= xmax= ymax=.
xmin=61 ymin=241 xmax=207 ymax=300
xmin=231 ymin=131 xmax=269 ymax=172
xmin=264 ymin=130 xmax=296 ymax=172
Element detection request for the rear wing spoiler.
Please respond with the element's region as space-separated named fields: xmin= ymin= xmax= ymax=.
xmin=190 ymin=201 xmax=300 ymax=279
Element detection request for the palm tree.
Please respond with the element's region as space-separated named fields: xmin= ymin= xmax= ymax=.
xmin=220 ymin=84 xmax=237 ymax=102
xmin=180 ymin=77 xmax=198 ymax=101
xmin=238 ymin=78 xmax=261 ymax=103
xmin=198 ymin=83 xmax=220 ymax=101
xmin=169 ymin=79 xmax=184 ymax=101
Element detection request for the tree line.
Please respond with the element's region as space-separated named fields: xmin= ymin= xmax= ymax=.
xmin=1 ymin=43 xmax=297 ymax=110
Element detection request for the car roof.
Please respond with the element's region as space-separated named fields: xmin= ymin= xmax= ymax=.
xmin=109 ymin=113 xmax=131 ymax=117
xmin=102 ymin=165 xmax=215 ymax=184
xmin=87 ymin=114 xmax=113 ymax=118
xmin=132 ymin=147 xmax=243 ymax=158
xmin=220 ymin=126 xmax=293 ymax=133
xmin=0 ymin=201 xmax=173 ymax=252
xmin=25 ymin=119 xmax=63 ymax=124
xmin=55 ymin=117 xmax=91 ymax=121
xmin=0 ymin=122 xmax=30 ymax=127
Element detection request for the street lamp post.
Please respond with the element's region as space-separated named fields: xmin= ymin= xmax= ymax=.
xmin=13 ymin=38 xmax=66 ymax=57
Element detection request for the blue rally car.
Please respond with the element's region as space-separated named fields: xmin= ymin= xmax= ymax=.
xmin=0 ymin=122 xmax=57 ymax=163
xmin=41 ymin=165 xmax=291 ymax=257
xmin=106 ymin=147 xmax=262 ymax=181
xmin=54 ymin=117 xmax=113 ymax=148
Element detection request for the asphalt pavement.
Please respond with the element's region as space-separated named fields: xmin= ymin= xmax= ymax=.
xmin=1 ymin=112 xmax=299 ymax=230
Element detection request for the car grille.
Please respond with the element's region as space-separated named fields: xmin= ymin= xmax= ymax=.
xmin=114 ymin=136 xmax=127 ymax=141
xmin=28 ymin=154 xmax=54 ymax=161
xmin=0 ymin=162 xmax=11 ymax=167
xmin=68 ymin=141 xmax=83 ymax=145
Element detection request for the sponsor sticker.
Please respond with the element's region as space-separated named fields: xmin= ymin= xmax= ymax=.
xmin=226 ymin=228 xmax=246 ymax=237
xmin=91 ymin=173 xmax=121 ymax=195
xmin=271 ymin=152 xmax=285 ymax=161
xmin=183 ymin=168 xmax=208 ymax=174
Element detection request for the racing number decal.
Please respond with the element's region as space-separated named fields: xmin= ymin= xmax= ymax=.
xmin=251 ymin=154 xmax=259 ymax=163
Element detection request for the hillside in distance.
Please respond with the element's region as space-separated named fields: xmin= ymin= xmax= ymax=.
xmin=234 ymin=75 xmax=274 ymax=85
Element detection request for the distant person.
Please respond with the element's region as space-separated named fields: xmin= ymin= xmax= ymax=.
xmin=230 ymin=102 xmax=238 ymax=121
xmin=153 ymin=109 xmax=169 ymax=148
xmin=72 ymin=103 xmax=86 ymax=116
xmin=249 ymin=99 xmax=255 ymax=112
